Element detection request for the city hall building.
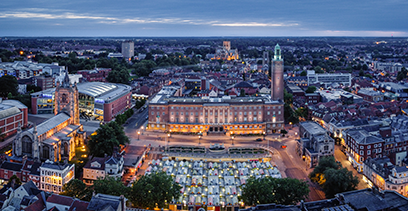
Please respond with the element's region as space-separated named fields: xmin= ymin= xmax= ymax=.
xmin=31 ymin=81 xmax=132 ymax=122
xmin=148 ymin=44 xmax=285 ymax=135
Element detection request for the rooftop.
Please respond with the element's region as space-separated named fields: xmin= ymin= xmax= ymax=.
xmin=300 ymin=121 xmax=327 ymax=135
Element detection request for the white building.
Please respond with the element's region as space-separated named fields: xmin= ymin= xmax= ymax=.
xmin=83 ymin=154 xmax=124 ymax=185
xmin=40 ymin=160 xmax=75 ymax=194
xmin=122 ymin=41 xmax=134 ymax=59
xmin=308 ymin=73 xmax=352 ymax=87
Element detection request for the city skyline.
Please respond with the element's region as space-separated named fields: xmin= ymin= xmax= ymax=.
xmin=1 ymin=0 xmax=408 ymax=37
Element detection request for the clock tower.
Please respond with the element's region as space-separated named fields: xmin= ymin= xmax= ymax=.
xmin=54 ymin=71 xmax=80 ymax=125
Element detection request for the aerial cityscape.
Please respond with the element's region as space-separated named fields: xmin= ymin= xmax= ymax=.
xmin=1 ymin=1 xmax=408 ymax=211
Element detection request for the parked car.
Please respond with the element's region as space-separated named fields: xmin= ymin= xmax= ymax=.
xmin=255 ymin=138 xmax=263 ymax=142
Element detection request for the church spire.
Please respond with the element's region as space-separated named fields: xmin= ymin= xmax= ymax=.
xmin=62 ymin=69 xmax=70 ymax=87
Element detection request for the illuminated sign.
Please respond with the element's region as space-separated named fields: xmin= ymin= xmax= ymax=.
xmin=42 ymin=94 xmax=53 ymax=99
xmin=95 ymin=98 xmax=105 ymax=104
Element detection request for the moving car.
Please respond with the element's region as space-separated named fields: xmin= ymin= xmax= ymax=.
xmin=255 ymin=138 xmax=263 ymax=142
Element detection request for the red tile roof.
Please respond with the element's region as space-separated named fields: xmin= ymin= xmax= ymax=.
xmin=68 ymin=200 xmax=90 ymax=211
xmin=46 ymin=194 xmax=74 ymax=206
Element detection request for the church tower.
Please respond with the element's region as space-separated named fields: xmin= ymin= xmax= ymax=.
xmin=271 ymin=44 xmax=284 ymax=101
xmin=54 ymin=71 xmax=80 ymax=125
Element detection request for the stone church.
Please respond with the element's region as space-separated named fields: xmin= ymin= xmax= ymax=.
xmin=13 ymin=72 xmax=85 ymax=162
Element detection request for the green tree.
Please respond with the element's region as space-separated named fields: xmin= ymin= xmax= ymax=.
xmin=295 ymin=107 xmax=308 ymax=119
xmin=130 ymin=172 xmax=181 ymax=209
xmin=93 ymin=176 xmax=129 ymax=196
xmin=0 ymin=75 xmax=18 ymax=98
xmin=309 ymin=156 xmax=340 ymax=184
xmin=300 ymin=71 xmax=307 ymax=76
xmin=314 ymin=66 xmax=324 ymax=74
xmin=397 ymin=67 xmax=408 ymax=81
xmin=305 ymin=86 xmax=316 ymax=93
xmin=26 ymin=84 xmax=42 ymax=93
xmin=61 ymin=179 xmax=90 ymax=200
xmin=359 ymin=70 xmax=364 ymax=76
xmin=88 ymin=121 xmax=129 ymax=157
xmin=8 ymin=175 xmax=22 ymax=187
xmin=322 ymin=168 xmax=359 ymax=198
xmin=240 ymin=89 xmax=246 ymax=97
xmin=107 ymin=69 xmax=130 ymax=84
xmin=240 ymin=177 xmax=309 ymax=206
xmin=284 ymin=90 xmax=293 ymax=105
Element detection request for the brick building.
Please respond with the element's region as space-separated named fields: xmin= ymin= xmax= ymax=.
xmin=77 ymin=68 xmax=112 ymax=82
xmin=0 ymin=99 xmax=28 ymax=137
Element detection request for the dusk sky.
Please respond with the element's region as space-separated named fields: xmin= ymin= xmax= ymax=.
xmin=1 ymin=0 xmax=408 ymax=37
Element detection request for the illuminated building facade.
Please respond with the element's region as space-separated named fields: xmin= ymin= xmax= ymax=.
xmin=363 ymin=157 xmax=408 ymax=197
xmin=272 ymin=44 xmax=284 ymax=101
xmin=344 ymin=129 xmax=384 ymax=172
xmin=296 ymin=121 xmax=334 ymax=167
xmin=148 ymin=95 xmax=284 ymax=135
xmin=40 ymin=160 xmax=75 ymax=194
xmin=210 ymin=41 xmax=239 ymax=61
xmin=31 ymin=81 xmax=132 ymax=122
xmin=13 ymin=73 xmax=85 ymax=162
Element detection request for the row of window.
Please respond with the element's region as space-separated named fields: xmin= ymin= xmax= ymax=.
xmin=152 ymin=106 xmax=282 ymax=110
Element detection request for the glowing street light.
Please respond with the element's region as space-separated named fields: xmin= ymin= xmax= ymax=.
xmin=231 ymin=136 xmax=235 ymax=145
xmin=137 ymin=131 xmax=140 ymax=140
xmin=198 ymin=135 xmax=201 ymax=145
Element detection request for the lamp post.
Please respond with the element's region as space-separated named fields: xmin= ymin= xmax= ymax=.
xmin=137 ymin=131 xmax=140 ymax=140
xmin=198 ymin=135 xmax=201 ymax=145
xmin=289 ymin=122 xmax=292 ymax=129
xmin=166 ymin=133 xmax=170 ymax=151
xmin=231 ymin=136 xmax=234 ymax=145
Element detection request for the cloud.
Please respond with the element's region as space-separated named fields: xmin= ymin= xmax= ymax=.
xmin=212 ymin=22 xmax=299 ymax=27
xmin=0 ymin=10 xmax=300 ymax=28
xmin=318 ymin=30 xmax=408 ymax=37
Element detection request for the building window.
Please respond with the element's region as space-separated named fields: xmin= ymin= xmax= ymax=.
xmin=367 ymin=150 xmax=371 ymax=155
xmin=360 ymin=150 xmax=364 ymax=155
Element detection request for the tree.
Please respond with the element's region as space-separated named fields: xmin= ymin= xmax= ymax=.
xmin=8 ymin=175 xmax=22 ymax=187
xmin=107 ymin=69 xmax=130 ymax=84
xmin=322 ymin=168 xmax=358 ymax=198
xmin=397 ymin=67 xmax=408 ymax=81
xmin=284 ymin=90 xmax=293 ymax=105
xmin=240 ymin=89 xmax=246 ymax=97
xmin=309 ymin=156 xmax=358 ymax=198
xmin=0 ymin=75 xmax=18 ymax=98
xmin=240 ymin=177 xmax=309 ymax=206
xmin=314 ymin=66 xmax=324 ymax=74
xmin=130 ymin=172 xmax=181 ymax=208
xmin=300 ymin=71 xmax=307 ymax=76
xmin=61 ymin=179 xmax=90 ymax=200
xmin=27 ymin=84 xmax=42 ymax=93
xmin=88 ymin=121 xmax=129 ymax=157
xmin=309 ymin=156 xmax=340 ymax=184
xmin=305 ymin=86 xmax=316 ymax=93
xmin=93 ymin=176 xmax=129 ymax=196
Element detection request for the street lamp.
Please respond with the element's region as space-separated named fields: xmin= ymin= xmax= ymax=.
xmin=263 ymin=131 xmax=266 ymax=140
xmin=198 ymin=135 xmax=201 ymax=145
xmin=231 ymin=136 xmax=234 ymax=145
xmin=289 ymin=122 xmax=292 ymax=129
xmin=137 ymin=131 xmax=140 ymax=140
xmin=166 ymin=133 xmax=170 ymax=151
